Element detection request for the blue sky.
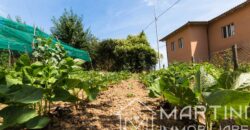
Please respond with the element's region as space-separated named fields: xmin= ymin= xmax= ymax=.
xmin=0 ymin=0 xmax=246 ymax=68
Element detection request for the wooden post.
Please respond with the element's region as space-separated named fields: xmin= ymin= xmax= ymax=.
xmin=8 ymin=45 xmax=11 ymax=67
xmin=232 ymin=44 xmax=239 ymax=70
xmin=25 ymin=46 xmax=28 ymax=55
xmin=191 ymin=56 xmax=195 ymax=63
xmin=32 ymin=26 xmax=37 ymax=49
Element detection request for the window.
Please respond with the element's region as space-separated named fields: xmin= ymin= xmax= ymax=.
xmin=178 ymin=38 xmax=184 ymax=48
xmin=171 ymin=42 xmax=175 ymax=51
xmin=222 ymin=23 xmax=235 ymax=38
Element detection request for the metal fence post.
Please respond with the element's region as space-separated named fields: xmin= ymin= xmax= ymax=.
xmin=232 ymin=44 xmax=239 ymax=70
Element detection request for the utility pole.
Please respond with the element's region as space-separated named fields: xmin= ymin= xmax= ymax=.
xmin=154 ymin=4 xmax=161 ymax=69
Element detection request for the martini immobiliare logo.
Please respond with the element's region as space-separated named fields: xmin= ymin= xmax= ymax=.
xmin=116 ymin=99 xmax=250 ymax=130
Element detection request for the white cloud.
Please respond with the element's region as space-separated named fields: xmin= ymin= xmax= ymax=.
xmin=143 ymin=0 xmax=172 ymax=8
xmin=144 ymin=0 xmax=157 ymax=6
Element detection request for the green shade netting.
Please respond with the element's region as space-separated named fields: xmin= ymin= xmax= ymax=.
xmin=0 ymin=16 xmax=91 ymax=62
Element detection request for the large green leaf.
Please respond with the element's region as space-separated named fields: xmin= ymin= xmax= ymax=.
xmin=215 ymin=71 xmax=250 ymax=90
xmin=22 ymin=66 xmax=35 ymax=84
xmin=0 ymin=70 xmax=6 ymax=84
xmin=0 ymin=85 xmax=9 ymax=95
xmin=233 ymin=73 xmax=250 ymax=90
xmin=15 ymin=54 xmax=31 ymax=71
xmin=5 ymin=73 xmax=22 ymax=86
xmin=235 ymin=108 xmax=250 ymax=125
xmin=7 ymin=85 xmax=43 ymax=104
xmin=83 ymin=87 xmax=100 ymax=101
xmin=30 ymin=61 xmax=43 ymax=68
xmin=148 ymin=78 xmax=161 ymax=98
xmin=235 ymin=118 xmax=250 ymax=126
xmin=159 ymin=78 xmax=197 ymax=106
xmin=26 ymin=116 xmax=50 ymax=129
xmin=194 ymin=67 xmax=217 ymax=93
xmin=0 ymin=106 xmax=37 ymax=129
xmin=162 ymin=91 xmax=181 ymax=105
xmin=217 ymin=72 xmax=239 ymax=90
xmin=65 ymin=78 xmax=82 ymax=89
xmin=0 ymin=85 xmax=9 ymax=103
xmin=51 ymin=87 xmax=78 ymax=102
xmin=205 ymin=90 xmax=250 ymax=121
xmin=162 ymin=86 xmax=197 ymax=106
xmin=206 ymin=90 xmax=250 ymax=106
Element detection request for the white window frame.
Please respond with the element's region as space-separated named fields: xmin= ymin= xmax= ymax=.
xmin=171 ymin=42 xmax=175 ymax=51
xmin=230 ymin=23 xmax=235 ymax=36
xmin=222 ymin=23 xmax=235 ymax=38
xmin=178 ymin=38 xmax=184 ymax=49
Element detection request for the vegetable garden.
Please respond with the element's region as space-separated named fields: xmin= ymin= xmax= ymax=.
xmin=0 ymin=38 xmax=131 ymax=129
xmin=1 ymin=37 xmax=250 ymax=129
xmin=0 ymin=9 xmax=250 ymax=130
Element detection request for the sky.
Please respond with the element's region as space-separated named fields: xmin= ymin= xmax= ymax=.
xmin=0 ymin=0 xmax=246 ymax=68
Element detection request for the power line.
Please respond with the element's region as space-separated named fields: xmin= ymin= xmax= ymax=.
xmin=143 ymin=0 xmax=181 ymax=31
xmin=143 ymin=21 xmax=154 ymax=31
xmin=156 ymin=0 xmax=181 ymax=19
xmin=143 ymin=0 xmax=181 ymax=69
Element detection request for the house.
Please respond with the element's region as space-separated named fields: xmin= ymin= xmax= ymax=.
xmin=160 ymin=0 xmax=250 ymax=64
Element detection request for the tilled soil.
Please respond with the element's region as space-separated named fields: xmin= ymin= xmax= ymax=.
xmin=46 ymin=78 xmax=196 ymax=130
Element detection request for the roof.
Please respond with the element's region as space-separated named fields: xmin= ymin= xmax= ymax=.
xmin=210 ymin=0 xmax=250 ymax=23
xmin=160 ymin=21 xmax=208 ymax=41
xmin=160 ymin=0 xmax=250 ymax=42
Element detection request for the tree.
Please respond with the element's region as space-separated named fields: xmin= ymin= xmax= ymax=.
xmin=115 ymin=43 xmax=157 ymax=72
xmin=126 ymin=31 xmax=149 ymax=46
xmin=51 ymin=9 xmax=89 ymax=50
xmin=96 ymin=32 xmax=157 ymax=72
xmin=51 ymin=9 xmax=99 ymax=69
xmin=96 ymin=39 xmax=124 ymax=70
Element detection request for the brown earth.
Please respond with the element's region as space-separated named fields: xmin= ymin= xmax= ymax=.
xmin=46 ymin=78 xmax=196 ymax=130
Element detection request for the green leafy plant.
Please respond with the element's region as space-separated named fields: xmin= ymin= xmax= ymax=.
xmin=67 ymin=70 xmax=131 ymax=101
xmin=0 ymin=38 xmax=133 ymax=129
xmin=20 ymin=38 xmax=80 ymax=114
xmin=145 ymin=63 xmax=250 ymax=129
xmin=0 ymin=51 xmax=9 ymax=67
xmin=195 ymin=69 xmax=250 ymax=129
xmin=0 ymin=38 xmax=81 ymax=129
xmin=0 ymin=68 xmax=50 ymax=130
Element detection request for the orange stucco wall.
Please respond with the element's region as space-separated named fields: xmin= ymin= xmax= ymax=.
xmin=166 ymin=25 xmax=209 ymax=64
xmin=166 ymin=26 xmax=192 ymax=64
xmin=208 ymin=4 xmax=250 ymax=53
xmin=189 ymin=25 xmax=209 ymax=62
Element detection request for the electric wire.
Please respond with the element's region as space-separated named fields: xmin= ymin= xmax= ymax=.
xmin=143 ymin=0 xmax=182 ymax=31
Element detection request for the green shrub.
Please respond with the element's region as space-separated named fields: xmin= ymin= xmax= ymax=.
xmin=96 ymin=32 xmax=157 ymax=72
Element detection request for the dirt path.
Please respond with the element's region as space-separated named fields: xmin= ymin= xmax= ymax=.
xmin=81 ymin=78 xmax=161 ymax=130
xmin=48 ymin=77 xmax=250 ymax=130
xmin=48 ymin=78 xmax=162 ymax=130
